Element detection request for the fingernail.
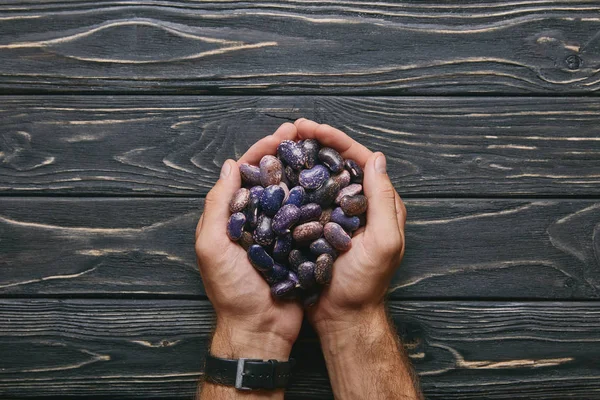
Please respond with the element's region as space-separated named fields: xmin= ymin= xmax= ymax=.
xmin=220 ymin=160 xmax=232 ymax=179
xmin=375 ymin=154 xmax=387 ymax=174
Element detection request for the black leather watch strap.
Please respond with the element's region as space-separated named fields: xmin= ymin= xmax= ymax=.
xmin=205 ymin=353 xmax=295 ymax=390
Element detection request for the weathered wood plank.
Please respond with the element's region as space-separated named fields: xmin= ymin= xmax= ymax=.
xmin=0 ymin=299 xmax=598 ymax=399
xmin=1 ymin=96 xmax=599 ymax=196
xmin=0 ymin=1 xmax=599 ymax=93
xmin=1 ymin=198 xmax=598 ymax=299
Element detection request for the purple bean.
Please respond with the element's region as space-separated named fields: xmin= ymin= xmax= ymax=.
xmin=324 ymin=222 xmax=352 ymax=251
xmin=272 ymin=204 xmax=301 ymax=235
xmin=318 ymin=147 xmax=344 ymax=173
xmin=277 ymin=140 xmax=307 ymax=170
xmin=299 ymin=164 xmax=330 ymax=190
xmin=273 ymin=233 xmax=293 ymax=262
xmin=284 ymin=186 xmax=305 ymax=207
xmin=299 ymin=203 xmax=322 ymax=223
xmin=289 ymin=249 xmax=308 ymax=272
xmin=226 ymin=212 xmax=246 ymax=241
xmin=240 ymin=163 xmax=261 ymax=186
xmin=297 ymin=261 xmax=316 ymax=289
xmin=284 ymin=166 xmax=299 ymax=186
xmin=249 ymin=185 xmax=265 ymax=200
xmin=302 ymin=139 xmax=320 ymax=169
xmin=313 ymin=178 xmax=341 ymax=208
xmin=247 ymin=244 xmax=274 ymax=272
xmin=253 ymin=214 xmax=274 ymax=246
xmin=344 ymin=159 xmax=364 ymax=183
xmin=332 ymin=170 xmax=351 ymax=189
xmin=244 ymin=196 xmax=260 ymax=229
xmin=330 ymin=207 xmax=360 ymax=232
xmin=229 ymin=188 xmax=250 ymax=213
xmin=309 ymin=238 xmax=337 ymax=258
xmin=263 ymin=263 xmax=289 ymax=284
xmin=260 ymin=185 xmax=285 ymax=217
xmin=271 ymin=279 xmax=297 ymax=298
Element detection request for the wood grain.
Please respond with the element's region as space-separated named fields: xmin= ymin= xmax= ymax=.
xmin=0 ymin=1 xmax=600 ymax=93
xmin=0 ymin=299 xmax=598 ymax=399
xmin=1 ymin=197 xmax=598 ymax=299
xmin=1 ymin=96 xmax=599 ymax=196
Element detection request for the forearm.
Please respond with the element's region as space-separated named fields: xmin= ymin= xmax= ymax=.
xmin=317 ymin=306 xmax=422 ymax=400
xmin=198 ymin=321 xmax=292 ymax=400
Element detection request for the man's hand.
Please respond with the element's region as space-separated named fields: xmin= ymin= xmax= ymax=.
xmin=294 ymin=118 xmax=422 ymax=399
xmin=195 ymin=123 xmax=303 ymax=399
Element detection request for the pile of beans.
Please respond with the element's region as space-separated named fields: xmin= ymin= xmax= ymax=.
xmin=226 ymin=139 xmax=367 ymax=306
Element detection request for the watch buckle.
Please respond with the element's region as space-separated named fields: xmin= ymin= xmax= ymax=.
xmin=235 ymin=358 xmax=260 ymax=391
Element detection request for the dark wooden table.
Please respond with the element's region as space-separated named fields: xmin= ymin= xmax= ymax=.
xmin=1 ymin=1 xmax=600 ymax=399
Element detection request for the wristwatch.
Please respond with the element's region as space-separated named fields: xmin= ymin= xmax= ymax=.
xmin=204 ymin=353 xmax=296 ymax=390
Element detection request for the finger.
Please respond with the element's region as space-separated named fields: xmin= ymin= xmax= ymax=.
xmin=362 ymin=152 xmax=400 ymax=241
xmin=238 ymin=122 xmax=297 ymax=165
xmin=200 ymin=159 xmax=242 ymax=239
xmin=295 ymin=119 xmax=372 ymax=167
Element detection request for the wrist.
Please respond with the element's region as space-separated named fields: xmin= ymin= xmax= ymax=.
xmin=313 ymin=302 xmax=389 ymax=342
xmin=210 ymin=318 xmax=293 ymax=361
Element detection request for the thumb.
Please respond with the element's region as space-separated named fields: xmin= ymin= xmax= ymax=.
xmin=200 ymin=159 xmax=242 ymax=238
xmin=362 ymin=152 xmax=400 ymax=244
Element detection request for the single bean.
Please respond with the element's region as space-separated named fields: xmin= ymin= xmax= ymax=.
xmin=260 ymin=185 xmax=285 ymax=217
xmin=247 ymin=244 xmax=274 ymax=272
xmin=229 ymin=188 xmax=250 ymax=213
xmin=299 ymin=203 xmax=322 ymax=223
xmin=273 ymin=233 xmax=293 ymax=262
xmin=340 ymin=194 xmax=368 ymax=216
xmin=313 ymin=178 xmax=341 ymax=207
xmin=302 ymin=139 xmax=320 ymax=169
xmin=293 ymin=221 xmax=323 ymax=242
xmin=318 ymin=147 xmax=344 ymax=173
xmin=324 ymin=222 xmax=352 ymax=251
xmin=271 ymin=279 xmax=297 ymax=298
xmin=249 ymin=185 xmax=264 ymax=201
xmin=297 ymin=261 xmax=317 ymax=289
xmin=253 ymin=214 xmax=275 ymax=246
xmin=332 ymin=170 xmax=351 ymax=189
xmin=344 ymin=159 xmax=364 ymax=183
xmin=239 ymin=231 xmax=254 ymax=250
xmin=226 ymin=212 xmax=246 ymax=241
xmin=335 ymin=183 xmax=362 ymax=204
xmin=277 ymin=140 xmax=306 ymax=170
xmin=330 ymin=207 xmax=360 ymax=232
xmin=309 ymin=238 xmax=337 ymax=258
xmin=240 ymin=163 xmax=261 ymax=186
xmin=259 ymin=155 xmax=283 ymax=186
xmin=315 ymin=253 xmax=334 ymax=285
xmin=284 ymin=186 xmax=305 ymax=207
xmin=272 ymin=204 xmax=301 ymax=235
xmin=288 ymin=249 xmax=308 ymax=272
xmin=299 ymin=164 xmax=330 ymax=190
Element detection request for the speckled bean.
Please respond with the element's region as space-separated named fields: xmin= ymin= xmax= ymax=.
xmin=313 ymin=178 xmax=341 ymax=207
xmin=288 ymin=249 xmax=308 ymax=272
xmin=340 ymin=194 xmax=368 ymax=216
xmin=260 ymin=185 xmax=285 ymax=217
xmin=239 ymin=231 xmax=254 ymax=250
xmin=277 ymin=140 xmax=307 ymax=170
xmin=272 ymin=204 xmax=301 ymax=235
xmin=302 ymin=139 xmax=320 ymax=169
xmin=293 ymin=221 xmax=323 ymax=242
xmin=253 ymin=214 xmax=275 ymax=246
xmin=259 ymin=155 xmax=283 ymax=186
xmin=263 ymin=263 xmax=289 ymax=284
xmin=240 ymin=163 xmax=261 ymax=186
xmin=284 ymin=186 xmax=305 ymax=207
xmin=332 ymin=170 xmax=351 ymax=189
xmin=284 ymin=166 xmax=299 ymax=186
xmin=318 ymin=147 xmax=344 ymax=173
xmin=247 ymin=244 xmax=274 ymax=272
xmin=324 ymin=222 xmax=352 ymax=251
xmin=297 ymin=261 xmax=316 ymax=289
xmin=299 ymin=203 xmax=322 ymax=223
xmin=299 ymin=164 xmax=330 ymax=190
xmin=330 ymin=207 xmax=360 ymax=232
xmin=309 ymin=238 xmax=337 ymax=258
xmin=287 ymin=270 xmax=300 ymax=287
xmin=271 ymin=279 xmax=297 ymax=298
xmin=249 ymin=185 xmax=264 ymax=200
xmin=315 ymin=253 xmax=334 ymax=285
xmin=229 ymin=188 xmax=250 ymax=213
xmin=319 ymin=208 xmax=332 ymax=226
xmin=344 ymin=159 xmax=364 ymax=183
xmin=335 ymin=183 xmax=363 ymax=204
xmin=226 ymin=212 xmax=246 ymax=241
